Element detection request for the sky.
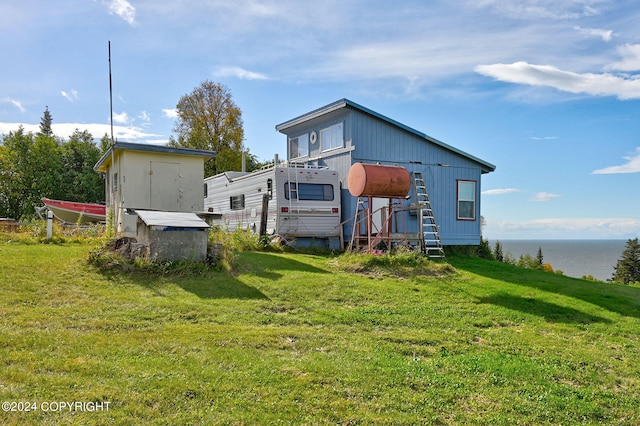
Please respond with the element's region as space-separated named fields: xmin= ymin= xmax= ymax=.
xmin=1 ymin=0 xmax=639 ymax=240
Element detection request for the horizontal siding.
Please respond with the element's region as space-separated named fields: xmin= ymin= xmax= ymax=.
xmin=204 ymin=169 xmax=341 ymax=239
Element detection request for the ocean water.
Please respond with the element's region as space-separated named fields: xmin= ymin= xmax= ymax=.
xmin=488 ymin=240 xmax=628 ymax=282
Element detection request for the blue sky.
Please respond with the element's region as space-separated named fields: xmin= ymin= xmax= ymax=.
xmin=1 ymin=0 xmax=639 ymax=240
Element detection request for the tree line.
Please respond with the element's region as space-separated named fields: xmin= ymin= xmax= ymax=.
xmin=0 ymin=107 xmax=107 ymax=220
xmin=479 ymin=236 xmax=640 ymax=285
xmin=1 ymin=81 xmax=266 ymax=220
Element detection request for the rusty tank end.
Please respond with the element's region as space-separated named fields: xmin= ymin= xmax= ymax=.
xmin=347 ymin=162 xmax=411 ymax=198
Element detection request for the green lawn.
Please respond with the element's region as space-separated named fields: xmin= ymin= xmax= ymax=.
xmin=1 ymin=243 xmax=639 ymax=425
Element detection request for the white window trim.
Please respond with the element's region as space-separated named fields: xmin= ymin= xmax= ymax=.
xmin=289 ymin=133 xmax=309 ymax=159
xmin=457 ymin=180 xmax=477 ymax=221
xmin=320 ymin=122 xmax=344 ymax=152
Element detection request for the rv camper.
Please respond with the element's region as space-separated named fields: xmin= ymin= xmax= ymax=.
xmin=204 ymin=165 xmax=342 ymax=249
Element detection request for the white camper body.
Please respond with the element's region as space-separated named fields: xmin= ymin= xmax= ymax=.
xmin=204 ymin=165 xmax=341 ymax=248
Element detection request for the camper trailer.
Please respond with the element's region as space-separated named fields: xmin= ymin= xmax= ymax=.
xmin=204 ymin=165 xmax=342 ymax=249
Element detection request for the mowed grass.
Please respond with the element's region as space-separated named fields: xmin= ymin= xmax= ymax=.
xmin=1 ymin=243 xmax=639 ymax=425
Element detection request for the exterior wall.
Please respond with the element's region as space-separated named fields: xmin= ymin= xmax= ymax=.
xmin=109 ymin=151 xmax=205 ymax=236
xmin=204 ymin=170 xmax=274 ymax=234
xmin=136 ymin=220 xmax=208 ymax=262
xmin=204 ymin=167 xmax=342 ymax=249
xmin=280 ymin=106 xmax=487 ymax=246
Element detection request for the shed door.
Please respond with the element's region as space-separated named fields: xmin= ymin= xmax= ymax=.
xmin=150 ymin=161 xmax=181 ymax=211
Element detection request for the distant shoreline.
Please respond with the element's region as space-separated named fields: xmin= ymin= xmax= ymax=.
xmin=486 ymin=239 xmax=627 ymax=281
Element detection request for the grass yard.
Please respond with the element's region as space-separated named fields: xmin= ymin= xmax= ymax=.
xmin=0 ymin=242 xmax=639 ymax=425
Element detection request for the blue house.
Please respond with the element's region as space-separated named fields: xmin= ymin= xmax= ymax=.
xmin=275 ymin=99 xmax=496 ymax=246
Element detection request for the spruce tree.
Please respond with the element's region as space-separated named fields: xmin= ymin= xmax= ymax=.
xmin=38 ymin=106 xmax=54 ymax=137
xmin=611 ymin=238 xmax=640 ymax=284
xmin=494 ymin=241 xmax=504 ymax=262
xmin=536 ymin=247 xmax=544 ymax=266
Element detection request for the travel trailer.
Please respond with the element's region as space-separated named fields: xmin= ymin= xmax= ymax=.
xmin=204 ymin=164 xmax=342 ymax=249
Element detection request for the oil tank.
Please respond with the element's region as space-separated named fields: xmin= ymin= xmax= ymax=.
xmin=347 ymin=163 xmax=411 ymax=198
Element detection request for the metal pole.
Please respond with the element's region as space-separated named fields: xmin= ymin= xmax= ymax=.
xmin=46 ymin=210 xmax=53 ymax=239
xmin=108 ymin=41 xmax=114 ymax=145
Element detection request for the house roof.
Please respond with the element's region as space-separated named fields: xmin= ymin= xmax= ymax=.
xmin=276 ymin=98 xmax=496 ymax=173
xmin=94 ymin=141 xmax=216 ymax=172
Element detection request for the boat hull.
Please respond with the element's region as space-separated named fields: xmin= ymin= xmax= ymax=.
xmin=41 ymin=198 xmax=106 ymax=224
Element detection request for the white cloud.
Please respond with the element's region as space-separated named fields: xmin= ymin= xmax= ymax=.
xmin=213 ymin=66 xmax=269 ymax=81
xmin=61 ymin=89 xmax=79 ymax=102
xmin=475 ymin=61 xmax=640 ymax=100
xmin=592 ymin=147 xmax=640 ymax=174
xmin=529 ymin=135 xmax=558 ymax=141
xmin=112 ymin=111 xmax=129 ymax=124
xmin=482 ymin=188 xmax=521 ymax=195
xmin=3 ymin=97 xmax=26 ymax=113
xmin=0 ymin=122 xmax=161 ymax=143
xmin=485 ymin=217 xmax=640 ymax=239
xmin=162 ymin=108 xmax=178 ymax=118
xmin=529 ymin=192 xmax=561 ymax=202
xmin=574 ymin=26 xmax=613 ymax=42
xmin=106 ymin=0 xmax=136 ymax=26
xmin=473 ymin=1 xmax=602 ymax=20
xmin=605 ymin=44 xmax=640 ymax=72
xmin=138 ymin=111 xmax=150 ymax=122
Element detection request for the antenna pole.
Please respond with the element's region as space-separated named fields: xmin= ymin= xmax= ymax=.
xmin=108 ymin=41 xmax=114 ymax=145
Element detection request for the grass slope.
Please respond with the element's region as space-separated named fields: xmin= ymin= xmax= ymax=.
xmin=0 ymin=244 xmax=639 ymax=425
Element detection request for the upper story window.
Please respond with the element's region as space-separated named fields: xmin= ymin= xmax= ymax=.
xmin=457 ymin=180 xmax=476 ymax=220
xmin=289 ymin=134 xmax=309 ymax=159
xmin=320 ymin=123 xmax=343 ymax=152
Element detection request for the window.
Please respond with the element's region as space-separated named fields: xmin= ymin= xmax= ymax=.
xmin=284 ymin=183 xmax=334 ymax=201
xmin=320 ymin=123 xmax=343 ymax=152
xmin=267 ymin=179 xmax=273 ymax=200
xmin=289 ymin=134 xmax=309 ymax=158
xmin=113 ymin=172 xmax=118 ymax=192
xmin=457 ymin=180 xmax=476 ymax=220
xmin=204 ymin=183 xmax=208 ymax=198
xmin=230 ymin=194 xmax=245 ymax=210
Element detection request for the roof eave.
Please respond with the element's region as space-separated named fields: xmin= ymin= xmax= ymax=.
xmin=94 ymin=142 xmax=216 ymax=172
xmin=276 ymin=98 xmax=496 ymax=174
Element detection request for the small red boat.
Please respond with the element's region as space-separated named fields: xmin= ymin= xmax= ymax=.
xmin=41 ymin=198 xmax=106 ymax=224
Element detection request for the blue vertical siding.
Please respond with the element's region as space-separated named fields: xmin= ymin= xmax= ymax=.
xmin=277 ymin=101 xmax=493 ymax=247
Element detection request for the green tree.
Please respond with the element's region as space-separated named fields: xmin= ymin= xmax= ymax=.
xmin=59 ymin=130 xmax=104 ymax=203
xmin=0 ymin=108 xmax=105 ymax=219
xmin=39 ymin=106 xmax=54 ymax=138
xmin=494 ymin=240 xmax=504 ymax=262
xmin=0 ymin=127 xmax=35 ymax=219
xmin=611 ymin=238 xmax=640 ymax=284
xmin=99 ymin=133 xmax=112 ymax=155
xmin=536 ymin=247 xmax=544 ymax=268
xmin=476 ymin=235 xmax=494 ymax=260
xmin=32 ymin=132 xmax=64 ymax=202
xmin=168 ymin=81 xmax=246 ymax=177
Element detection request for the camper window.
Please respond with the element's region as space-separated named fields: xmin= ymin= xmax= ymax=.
xmin=204 ymin=183 xmax=208 ymax=198
xmin=267 ymin=179 xmax=273 ymax=199
xmin=284 ymin=183 xmax=334 ymax=201
xmin=230 ymin=194 xmax=245 ymax=210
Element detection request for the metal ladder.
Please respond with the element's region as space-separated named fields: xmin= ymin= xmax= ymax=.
xmin=413 ymin=171 xmax=445 ymax=258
